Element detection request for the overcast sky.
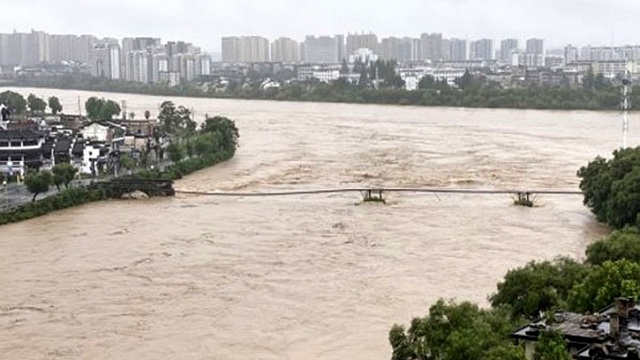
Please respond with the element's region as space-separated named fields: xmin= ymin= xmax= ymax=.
xmin=1 ymin=0 xmax=638 ymax=52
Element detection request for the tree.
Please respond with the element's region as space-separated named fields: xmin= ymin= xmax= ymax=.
xmin=144 ymin=110 xmax=151 ymax=120
xmin=100 ymin=100 xmax=121 ymax=120
xmin=166 ymin=142 xmax=184 ymax=163
xmin=200 ymin=116 xmax=240 ymax=153
xmin=129 ymin=112 xmax=135 ymax=120
xmin=24 ymin=170 xmax=52 ymax=201
xmin=52 ymin=163 xmax=77 ymax=189
xmin=85 ymin=97 xmax=121 ymax=120
xmin=418 ymin=75 xmax=437 ymax=90
xmin=85 ymin=97 xmax=103 ymax=119
xmin=48 ymin=96 xmax=63 ymax=114
xmin=0 ymin=90 xmax=27 ymax=114
xmin=586 ymin=228 xmax=640 ymax=265
xmin=388 ymin=300 xmax=525 ymax=360
xmin=568 ymin=260 xmax=640 ymax=313
xmin=534 ymin=330 xmax=572 ymax=360
xmin=582 ymin=68 xmax=596 ymax=90
xmin=27 ymin=94 xmax=47 ymax=113
xmin=119 ymin=154 xmax=135 ymax=171
xmin=490 ymin=258 xmax=587 ymax=319
xmin=578 ymin=147 xmax=640 ymax=228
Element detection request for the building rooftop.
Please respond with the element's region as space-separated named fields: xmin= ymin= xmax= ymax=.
xmin=0 ymin=129 xmax=42 ymax=140
xmin=513 ymin=298 xmax=640 ymax=360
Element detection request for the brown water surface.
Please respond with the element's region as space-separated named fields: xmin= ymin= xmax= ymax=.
xmin=0 ymin=88 xmax=622 ymax=359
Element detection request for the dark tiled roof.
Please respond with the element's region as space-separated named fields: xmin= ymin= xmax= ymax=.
xmin=72 ymin=141 xmax=84 ymax=155
xmin=54 ymin=138 xmax=72 ymax=153
xmin=0 ymin=129 xmax=42 ymax=140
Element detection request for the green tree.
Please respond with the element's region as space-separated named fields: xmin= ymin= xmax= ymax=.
xmin=119 ymin=154 xmax=135 ymax=171
xmin=567 ymin=260 xmax=640 ymax=313
xmin=534 ymin=330 xmax=572 ymax=360
xmin=52 ymin=163 xmax=77 ymax=191
xmin=200 ymin=116 xmax=240 ymax=153
xmin=582 ymin=68 xmax=596 ymax=90
xmin=578 ymin=147 xmax=640 ymax=228
xmin=389 ymin=300 xmax=525 ymax=360
xmin=144 ymin=110 xmax=151 ymax=120
xmin=27 ymin=94 xmax=47 ymax=113
xmin=48 ymin=96 xmax=63 ymax=114
xmin=100 ymin=100 xmax=121 ymax=120
xmin=586 ymin=228 xmax=640 ymax=265
xmin=24 ymin=170 xmax=52 ymax=201
xmin=0 ymin=90 xmax=27 ymax=114
xmin=166 ymin=142 xmax=184 ymax=163
xmin=85 ymin=97 xmax=121 ymax=120
xmin=489 ymin=258 xmax=587 ymax=319
xmin=85 ymin=97 xmax=103 ymax=119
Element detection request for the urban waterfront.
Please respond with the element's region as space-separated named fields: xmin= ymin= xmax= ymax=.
xmin=0 ymin=88 xmax=631 ymax=359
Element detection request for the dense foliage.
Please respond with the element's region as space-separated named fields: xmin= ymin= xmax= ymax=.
xmin=48 ymin=96 xmax=63 ymax=114
xmin=389 ymin=300 xmax=525 ymax=360
xmin=24 ymin=170 xmax=52 ymax=201
xmin=85 ymin=96 xmax=121 ymax=120
xmin=578 ymin=147 xmax=640 ymax=229
xmin=586 ymin=228 xmax=640 ymax=265
xmin=51 ymin=163 xmax=78 ymax=190
xmin=489 ymin=258 xmax=587 ymax=319
xmin=27 ymin=93 xmax=47 ymax=113
xmin=534 ymin=330 xmax=572 ymax=360
xmin=0 ymin=187 xmax=107 ymax=225
xmin=0 ymin=90 xmax=27 ymax=114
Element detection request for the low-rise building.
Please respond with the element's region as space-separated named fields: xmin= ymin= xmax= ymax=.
xmin=0 ymin=129 xmax=45 ymax=176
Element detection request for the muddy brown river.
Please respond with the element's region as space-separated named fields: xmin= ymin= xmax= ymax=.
xmin=0 ymin=88 xmax=626 ymax=359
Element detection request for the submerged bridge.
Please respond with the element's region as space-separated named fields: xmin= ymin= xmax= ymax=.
xmin=90 ymin=178 xmax=176 ymax=198
xmin=175 ymin=187 xmax=583 ymax=206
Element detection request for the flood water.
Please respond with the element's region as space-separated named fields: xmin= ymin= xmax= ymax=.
xmin=0 ymin=88 xmax=626 ymax=359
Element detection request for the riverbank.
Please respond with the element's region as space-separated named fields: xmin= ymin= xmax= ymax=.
xmin=8 ymin=76 xmax=634 ymax=111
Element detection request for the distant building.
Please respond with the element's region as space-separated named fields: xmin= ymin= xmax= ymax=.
xmin=221 ymin=36 xmax=269 ymax=63
xmin=471 ymin=39 xmax=494 ymax=61
xmin=346 ymin=33 xmax=378 ymax=56
xmin=380 ymin=37 xmax=419 ymax=63
xmin=89 ymin=43 xmax=122 ymax=79
xmin=565 ymin=45 xmax=579 ymax=64
xmin=301 ymin=36 xmax=342 ymax=64
xmin=449 ymin=38 xmax=468 ymax=61
xmin=420 ymin=33 xmax=443 ymax=62
xmin=500 ymin=39 xmax=519 ymax=64
xmin=271 ymin=37 xmax=300 ymax=63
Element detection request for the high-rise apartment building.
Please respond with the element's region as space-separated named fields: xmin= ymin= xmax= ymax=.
xmin=240 ymin=36 xmax=269 ymax=63
xmin=271 ymin=37 xmax=299 ymax=63
xmin=420 ymin=33 xmax=443 ymax=62
xmin=195 ymin=54 xmax=212 ymax=77
xmin=346 ymin=33 xmax=378 ymax=56
xmin=564 ymin=45 xmax=578 ymax=64
xmin=89 ymin=42 xmax=121 ymax=79
xmin=301 ymin=36 xmax=341 ymax=64
xmin=449 ymin=38 xmax=467 ymax=61
xmin=125 ymin=50 xmax=149 ymax=83
xmin=380 ymin=37 xmax=419 ymax=63
xmin=221 ymin=37 xmax=241 ymax=63
xmin=500 ymin=39 xmax=519 ymax=64
xmin=526 ymin=38 xmax=544 ymax=55
xmin=0 ymin=30 xmax=50 ymax=66
xmin=470 ymin=39 xmax=493 ymax=61
xmin=221 ymin=36 xmax=269 ymax=63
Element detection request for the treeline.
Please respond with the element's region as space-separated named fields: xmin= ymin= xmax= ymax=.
xmin=389 ymin=147 xmax=640 ymax=360
xmin=12 ymin=71 xmax=636 ymax=111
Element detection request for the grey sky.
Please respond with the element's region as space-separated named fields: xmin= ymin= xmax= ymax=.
xmin=1 ymin=0 xmax=638 ymax=51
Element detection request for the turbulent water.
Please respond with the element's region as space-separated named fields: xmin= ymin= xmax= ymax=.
xmin=0 ymin=87 xmax=627 ymax=359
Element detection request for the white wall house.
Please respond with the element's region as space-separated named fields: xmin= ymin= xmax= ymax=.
xmin=81 ymin=123 xmax=111 ymax=142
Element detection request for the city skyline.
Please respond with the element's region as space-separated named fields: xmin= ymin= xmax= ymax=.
xmin=1 ymin=0 xmax=639 ymax=52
